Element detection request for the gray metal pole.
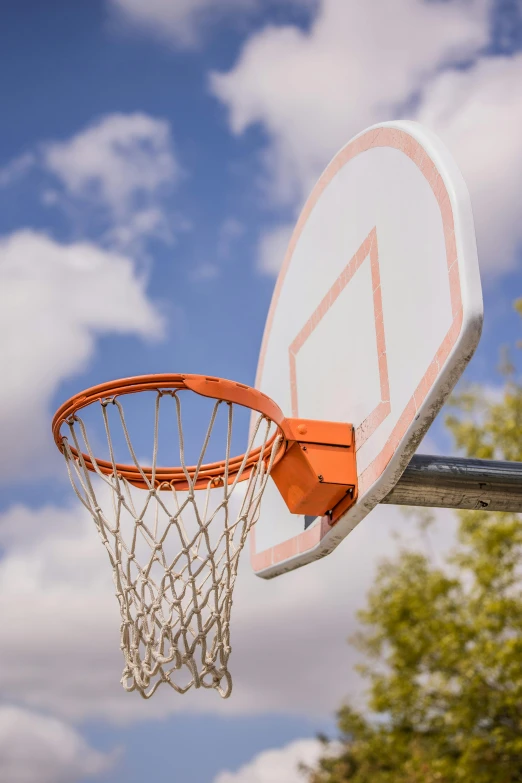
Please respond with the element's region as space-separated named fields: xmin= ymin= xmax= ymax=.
xmin=381 ymin=454 xmax=522 ymax=513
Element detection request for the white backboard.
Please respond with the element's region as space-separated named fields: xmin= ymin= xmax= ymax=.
xmin=252 ymin=121 xmax=483 ymax=579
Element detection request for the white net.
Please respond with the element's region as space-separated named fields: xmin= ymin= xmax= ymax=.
xmin=58 ymin=390 xmax=281 ymax=699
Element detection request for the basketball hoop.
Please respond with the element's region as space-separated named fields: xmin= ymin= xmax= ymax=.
xmin=52 ymin=373 xmax=357 ymax=698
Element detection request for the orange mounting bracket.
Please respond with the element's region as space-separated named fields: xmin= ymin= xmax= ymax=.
xmin=273 ymin=418 xmax=358 ymax=518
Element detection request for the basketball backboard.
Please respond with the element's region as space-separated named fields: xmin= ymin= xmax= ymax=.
xmin=252 ymin=120 xmax=483 ymax=579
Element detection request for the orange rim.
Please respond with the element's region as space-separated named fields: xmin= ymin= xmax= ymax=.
xmin=52 ymin=373 xmax=287 ymax=490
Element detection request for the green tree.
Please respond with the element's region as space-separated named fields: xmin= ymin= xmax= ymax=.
xmin=306 ymin=313 xmax=522 ymax=782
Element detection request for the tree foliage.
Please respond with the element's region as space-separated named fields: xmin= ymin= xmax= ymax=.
xmin=306 ymin=308 xmax=522 ymax=782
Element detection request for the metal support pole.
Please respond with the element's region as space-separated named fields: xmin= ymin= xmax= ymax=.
xmin=381 ymin=454 xmax=522 ymax=513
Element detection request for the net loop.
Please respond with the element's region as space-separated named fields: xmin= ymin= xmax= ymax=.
xmin=54 ymin=379 xmax=283 ymax=699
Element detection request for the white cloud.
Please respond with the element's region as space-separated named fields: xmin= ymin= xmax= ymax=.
xmin=0 ymin=706 xmax=114 ymax=783
xmin=190 ymin=262 xmax=220 ymax=281
xmin=106 ymin=205 xmax=174 ymax=249
xmin=41 ymin=188 xmax=59 ymax=205
xmin=0 ymin=152 xmax=35 ymax=188
xmin=257 ymin=222 xmax=293 ymax=275
xmin=218 ymin=217 xmax=245 ymax=258
xmin=210 ymin=0 xmax=490 ymax=204
xmin=0 ymin=230 xmax=163 ymax=479
xmin=42 ymin=113 xmax=180 ymax=250
xmin=44 ymin=113 xmax=178 ymax=214
xmin=214 ymin=738 xmax=336 ymax=783
xmin=108 ymin=0 xmax=314 ymax=49
xmin=188 ymin=217 xmax=245 ymax=280
xmin=416 ymin=54 xmax=522 ymax=274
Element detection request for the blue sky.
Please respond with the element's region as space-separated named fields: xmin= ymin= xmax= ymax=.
xmin=1 ymin=1 xmax=522 ymax=781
